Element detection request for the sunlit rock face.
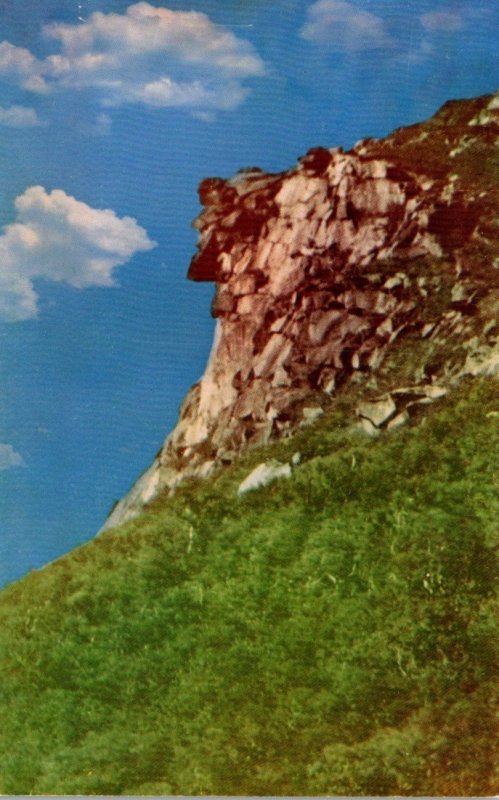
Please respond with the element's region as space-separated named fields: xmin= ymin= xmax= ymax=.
xmin=102 ymin=92 xmax=498 ymax=531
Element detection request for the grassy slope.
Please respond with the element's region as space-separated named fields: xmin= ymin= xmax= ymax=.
xmin=0 ymin=376 xmax=497 ymax=795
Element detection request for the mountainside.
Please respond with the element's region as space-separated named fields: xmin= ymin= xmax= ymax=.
xmin=0 ymin=94 xmax=497 ymax=796
xmin=103 ymin=92 xmax=498 ymax=531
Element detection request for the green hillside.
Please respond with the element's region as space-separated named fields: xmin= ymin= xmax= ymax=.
xmin=0 ymin=376 xmax=497 ymax=795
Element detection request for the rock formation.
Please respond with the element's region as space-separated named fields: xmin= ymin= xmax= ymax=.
xmin=102 ymin=92 xmax=498 ymax=531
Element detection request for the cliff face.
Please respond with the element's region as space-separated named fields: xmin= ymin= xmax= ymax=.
xmin=103 ymin=93 xmax=498 ymax=531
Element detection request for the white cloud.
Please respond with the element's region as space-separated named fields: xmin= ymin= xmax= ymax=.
xmin=0 ymin=443 xmax=24 ymax=470
xmin=301 ymin=0 xmax=394 ymax=50
xmin=0 ymin=41 xmax=49 ymax=93
xmin=420 ymin=11 xmax=465 ymax=32
xmin=0 ymin=105 xmax=41 ymax=127
xmin=0 ymin=3 xmax=265 ymax=114
xmin=94 ymin=112 xmax=112 ymax=136
xmin=45 ymin=3 xmax=264 ymax=76
xmin=104 ymin=76 xmax=249 ymax=111
xmin=0 ymin=186 xmax=156 ymax=322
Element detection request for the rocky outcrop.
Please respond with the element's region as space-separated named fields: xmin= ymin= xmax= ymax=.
xmin=102 ymin=92 xmax=498 ymax=531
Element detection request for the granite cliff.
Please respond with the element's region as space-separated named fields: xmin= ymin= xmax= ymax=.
xmin=103 ymin=92 xmax=498 ymax=531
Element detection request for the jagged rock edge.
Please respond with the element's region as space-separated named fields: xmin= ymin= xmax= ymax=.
xmin=101 ymin=92 xmax=499 ymax=533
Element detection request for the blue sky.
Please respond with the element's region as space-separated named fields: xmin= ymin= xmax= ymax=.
xmin=0 ymin=0 xmax=497 ymax=586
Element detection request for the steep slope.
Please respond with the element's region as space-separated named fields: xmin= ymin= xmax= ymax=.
xmin=0 ymin=378 xmax=497 ymax=795
xmin=0 ymin=93 xmax=497 ymax=796
xmin=104 ymin=91 xmax=498 ymax=531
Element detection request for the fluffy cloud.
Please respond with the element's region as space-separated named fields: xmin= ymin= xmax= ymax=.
xmin=420 ymin=11 xmax=465 ymax=32
xmin=45 ymin=3 xmax=264 ymax=76
xmin=0 ymin=105 xmax=41 ymax=127
xmin=0 ymin=3 xmax=265 ymax=113
xmin=0 ymin=443 xmax=24 ymax=470
xmin=0 ymin=186 xmax=155 ymax=322
xmin=301 ymin=0 xmax=394 ymax=50
xmin=0 ymin=41 xmax=48 ymax=93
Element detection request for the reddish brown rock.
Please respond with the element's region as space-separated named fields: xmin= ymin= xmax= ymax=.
xmin=102 ymin=92 xmax=498 ymax=532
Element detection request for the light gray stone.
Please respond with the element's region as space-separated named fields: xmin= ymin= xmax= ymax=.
xmin=237 ymin=461 xmax=292 ymax=495
xmin=387 ymin=411 xmax=410 ymax=431
xmin=302 ymin=406 xmax=324 ymax=425
xmin=358 ymin=417 xmax=381 ymax=437
xmin=357 ymin=396 xmax=397 ymax=428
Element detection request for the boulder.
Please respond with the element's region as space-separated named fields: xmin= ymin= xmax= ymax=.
xmin=357 ymin=396 xmax=397 ymax=428
xmin=237 ymin=461 xmax=292 ymax=495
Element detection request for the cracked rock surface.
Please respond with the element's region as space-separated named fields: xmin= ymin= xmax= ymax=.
xmin=102 ymin=92 xmax=498 ymax=532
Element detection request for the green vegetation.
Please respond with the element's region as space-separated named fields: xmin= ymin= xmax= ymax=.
xmin=0 ymin=378 xmax=497 ymax=795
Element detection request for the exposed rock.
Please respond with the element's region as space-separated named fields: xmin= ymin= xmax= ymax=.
xmin=357 ymin=396 xmax=397 ymax=428
xmin=461 ymin=343 xmax=499 ymax=377
xmin=358 ymin=417 xmax=381 ymax=437
xmin=468 ymin=94 xmax=499 ymax=127
xmin=301 ymin=407 xmax=325 ymax=425
xmin=101 ymin=92 xmax=499 ymax=532
xmin=355 ymin=383 xmax=452 ymax=436
xmin=237 ymin=461 xmax=292 ymax=495
xmin=387 ymin=410 xmax=410 ymax=431
xmin=424 ymin=385 xmax=448 ymax=400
